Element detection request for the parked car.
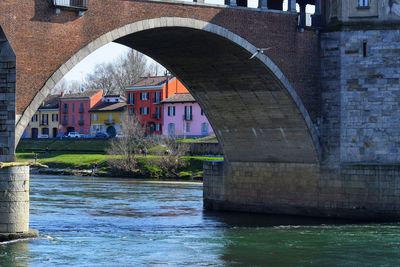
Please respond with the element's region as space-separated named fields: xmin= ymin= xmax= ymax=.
xmin=38 ymin=134 xmax=49 ymax=139
xmin=66 ymin=132 xmax=81 ymax=138
xmin=95 ymin=132 xmax=108 ymax=139
xmin=115 ymin=133 xmax=125 ymax=138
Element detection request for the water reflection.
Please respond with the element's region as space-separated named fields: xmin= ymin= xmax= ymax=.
xmin=0 ymin=241 xmax=29 ymax=267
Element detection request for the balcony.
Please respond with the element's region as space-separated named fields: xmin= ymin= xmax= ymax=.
xmin=153 ymin=113 xmax=161 ymax=120
xmin=104 ymin=119 xmax=115 ymax=125
xmin=183 ymin=114 xmax=193 ymax=121
xmin=78 ymin=120 xmax=85 ymax=126
xmin=153 ymin=98 xmax=161 ymax=104
xmin=52 ymin=0 xmax=88 ymax=10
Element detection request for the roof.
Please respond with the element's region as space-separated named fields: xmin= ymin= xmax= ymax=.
xmin=161 ymin=93 xmax=196 ymax=104
xmin=39 ymin=94 xmax=61 ymax=110
xmin=133 ymin=76 xmax=169 ymax=87
xmin=126 ymin=76 xmax=175 ymax=90
xmin=89 ymin=102 xmax=127 ymax=112
xmin=60 ymin=89 xmax=103 ymax=100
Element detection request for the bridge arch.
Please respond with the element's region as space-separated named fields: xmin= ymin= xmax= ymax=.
xmin=16 ymin=17 xmax=320 ymax=164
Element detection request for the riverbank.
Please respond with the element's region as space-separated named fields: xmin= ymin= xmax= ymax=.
xmin=17 ymin=152 xmax=223 ymax=180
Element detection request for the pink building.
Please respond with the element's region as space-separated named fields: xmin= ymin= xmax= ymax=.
xmin=59 ymin=89 xmax=103 ymax=135
xmin=162 ymin=93 xmax=214 ymax=137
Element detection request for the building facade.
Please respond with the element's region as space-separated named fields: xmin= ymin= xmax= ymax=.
xmin=162 ymin=93 xmax=214 ymax=138
xmin=59 ymin=90 xmax=103 ymax=135
xmin=89 ymin=95 xmax=127 ymax=137
xmin=23 ymin=94 xmax=61 ymax=138
xmin=126 ymin=76 xmax=189 ymax=135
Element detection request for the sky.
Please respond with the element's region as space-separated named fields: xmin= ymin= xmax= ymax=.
xmin=62 ymin=0 xmax=314 ymax=83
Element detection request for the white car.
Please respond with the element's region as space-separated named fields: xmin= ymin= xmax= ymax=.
xmin=66 ymin=132 xmax=81 ymax=138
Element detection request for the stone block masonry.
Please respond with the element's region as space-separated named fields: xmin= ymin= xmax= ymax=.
xmin=0 ymin=29 xmax=15 ymax=162
xmin=0 ymin=166 xmax=38 ymax=241
xmin=204 ymin=162 xmax=400 ymax=220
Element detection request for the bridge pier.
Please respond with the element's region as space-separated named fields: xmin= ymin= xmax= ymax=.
xmin=0 ymin=28 xmax=36 ymax=241
xmin=204 ymin=161 xmax=400 ymax=221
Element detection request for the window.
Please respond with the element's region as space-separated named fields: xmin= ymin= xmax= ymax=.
xmin=108 ymin=114 xmax=113 ymax=121
xmin=140 ymin=92 xmax=149 ymax=100
xmin=363 ymin=41 xmax=368 ymax=57
xmin=80 ymin=114 xmax=84 ymax=121
xmin=167 ymin=106 xmax=176 ymax=116
xmin=155 ymin=124 xmax=161 ymax=132
xmin=201 ymin=122 xmax=209 ymax=136
xmin=41 ymin=114 xmax=48 ymax=125
xmin=63 ymin=103 xmax=68 ymax=113
xmin=201 ymin=109 xmax=204 ymax=116
xmin=184 ymin=106 xmax=193 ymax=120
xmin=128 ymin=92 xmax=134 ymax=104
xmin=31 ymin=114 xmax=38 ymax=122
xmin=140 ymin=107 xmax=149 ymax=115
xmin=128 ymin=108 xmax=134 ymax=115
xmin=92 ymin=114 xmax=98 ymax=121
xmin=72 ymin=116 xmax=75 ymax=124
xmin=79 ymin=102 xmax=84 ymax=112
xmin=154 ymin=91 xmax=161 ymax=103
xmin=72 ymin=103 xmax=75 ymax=113
xmin=52 ymin=114 xmax=58 ymax=122
xmin=185 ymin=123 xmax=191 ymax=133
xmin=358 ymin=0 xmax=369 ymax=7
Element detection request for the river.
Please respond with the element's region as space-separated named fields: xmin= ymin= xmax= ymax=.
xmin=0 ymin=175 xmax=399 ymax=266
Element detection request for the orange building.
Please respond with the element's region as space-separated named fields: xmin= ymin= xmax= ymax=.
xmin=125 ymin=76 xmax=189 ymax=135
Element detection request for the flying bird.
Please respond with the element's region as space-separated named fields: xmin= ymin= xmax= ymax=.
xmin=249 ymin=47 xmax=271 ymax=59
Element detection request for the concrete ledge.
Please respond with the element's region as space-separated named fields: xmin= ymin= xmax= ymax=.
xmin=0 ymin=229 xmax=38 ymax=242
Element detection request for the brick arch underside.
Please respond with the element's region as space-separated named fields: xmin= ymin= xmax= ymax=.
xmin=115 ymin=27 xmax=318 ymax=164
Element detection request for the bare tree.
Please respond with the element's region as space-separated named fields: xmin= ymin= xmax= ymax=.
xmin=84 ymin=49 xmax=150 ymax=95
xmin=106 ymin=115 xmax=147 ymax=173
xmin=53 ymin=79 xmax=83 ymax=94
xmin=84 ymin=63 xmax=115 ymax=95
xmin=152 ymin=137 xmax=189 ymax=178
xmin=146 ymin=61 xmax=166 ymax=76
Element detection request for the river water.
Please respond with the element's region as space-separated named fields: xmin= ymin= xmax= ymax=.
xmin=0 ymin=175 xmax=400 ymax=266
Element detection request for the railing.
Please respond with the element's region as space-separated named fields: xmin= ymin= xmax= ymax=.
xmin=52 ymin=0 xmax=88 ymax=10
xmin=153 ymin=113 xmax=161 ymax=119
xmin=183 ymin=114 xmax=193 ymax=121
xmin=153 ymin=98 xmax=161 ymax=104
xmin=104 ymin=119 xmax=115 ymax=125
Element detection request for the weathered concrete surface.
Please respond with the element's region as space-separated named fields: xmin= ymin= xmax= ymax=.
xmin=0 ymin=166 xmax=31 ymax=234
xmin=0 ymin=229 xmax=38 ymax=242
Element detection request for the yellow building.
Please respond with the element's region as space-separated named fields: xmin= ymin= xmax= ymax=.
xmin=23 ymin=94 xmax=60 ymax=138
xmin=89 ymin=95 xmax=127 ymax=137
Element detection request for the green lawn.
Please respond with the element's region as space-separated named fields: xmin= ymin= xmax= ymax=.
xmin=17 ymin=152 xmax=223 ymax=178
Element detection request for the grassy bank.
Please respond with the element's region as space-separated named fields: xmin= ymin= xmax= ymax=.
xmin=17 ymin=152 xmax=223 ymax=179
xmin=17 ymin=139 xmax=109 ymax=153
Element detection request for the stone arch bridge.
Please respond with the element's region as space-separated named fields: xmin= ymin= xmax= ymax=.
xmin=1 ymin=0 xmax=399 ymax=237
